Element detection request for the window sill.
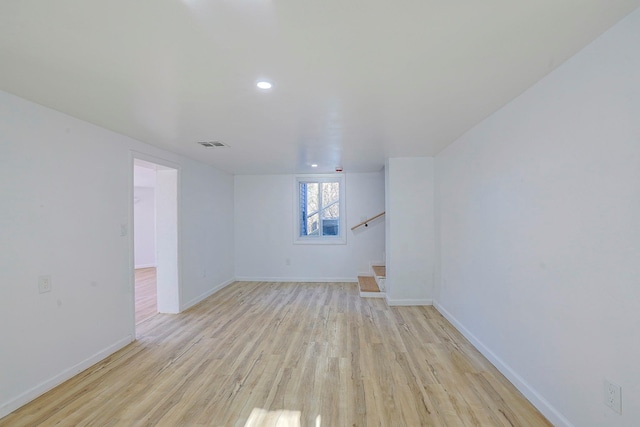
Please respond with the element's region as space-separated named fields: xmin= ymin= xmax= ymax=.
xmin=294 ymin=236 xmax=347 ymax=245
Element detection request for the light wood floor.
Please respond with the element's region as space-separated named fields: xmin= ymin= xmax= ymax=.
xmin=0 ymin=281 xmax=551 ymax=427
xmin=135 ymin=267 xmax=157 ymax=324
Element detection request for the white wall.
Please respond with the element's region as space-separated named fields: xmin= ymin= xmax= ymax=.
xmin=435 ymin=9 xmax=640 ymax=427
xmin=385 ymin=157 xmax=435 ymax=305
xmin=155 ymin=168 xmax=180 ymax=313
xmin=0 ymin=91 xmax=235 ymax=418
xmin=133 ymin=164 xmax=156 ymax=188
xmin=179 ymin=160 xmax=235 ymax=308
xmin=133 ymin=186 xmax=156 ymax=268
xmin=234 ymin=172 xmax=385 ymax=281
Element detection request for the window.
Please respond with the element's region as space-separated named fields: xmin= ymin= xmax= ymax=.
xmin=295 ymin=174 xmax=346 ymax=244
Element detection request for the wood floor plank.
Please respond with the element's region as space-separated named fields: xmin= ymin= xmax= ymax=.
xmin=0 ymin=281 xmax=552 ymax=427
xmin=135 ymin=267 xmax=157 ymax=324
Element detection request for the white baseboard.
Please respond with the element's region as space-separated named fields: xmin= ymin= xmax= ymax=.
xmin=433 ymin=301 xmax=573 ymax=427
xmin=181 ymin=278 xmax=235 ymax=311
xmin=0 ymin=335 xmax=133 ymax=419
xmin=386 ymin=297 xmax=433 ymax=306
xmin=234 ymin=276 xmax=358 ymax=283
xmin=134 ymin=263 xmax=156 ymax=269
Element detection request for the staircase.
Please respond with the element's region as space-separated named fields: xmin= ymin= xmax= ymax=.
xmin=351 ymin=213 xmax=387 ymax=299
xmin=357 ymin=264 xmax=386 ymax=298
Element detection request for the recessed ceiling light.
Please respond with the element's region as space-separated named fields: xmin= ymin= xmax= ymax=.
xmin=311 ymin=164 xmax=318 ymax=168
xmin=256 ymin=81 xmax=272 ymax=89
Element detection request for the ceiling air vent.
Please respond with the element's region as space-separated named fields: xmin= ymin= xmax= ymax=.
xmin=197 ymin=141 xmax=228 ymax=148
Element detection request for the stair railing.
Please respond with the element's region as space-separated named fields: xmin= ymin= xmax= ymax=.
xmin=351 ymin=211 xmax=385 ymax=230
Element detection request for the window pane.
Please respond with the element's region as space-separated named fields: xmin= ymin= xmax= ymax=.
xmin=307 ymin=213 xmax=319 ymax=235
xmin=306 ymin=183 xmax=318 ymax=216
xmin=322 ymin=218 xmax=339 ymax=235
xmin=321 ymin=177 xmax=339 ymax=234
xmin=322 ymin=182 xmax=339 ymax=206
xmin=322 ymin=203 xmax=339 ymax=219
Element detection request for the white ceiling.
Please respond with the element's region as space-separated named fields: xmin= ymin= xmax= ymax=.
xmin=2 ymin=1 xmax=639 ymax=175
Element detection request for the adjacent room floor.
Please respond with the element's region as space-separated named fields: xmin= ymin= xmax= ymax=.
xmin=135 ymin=267 xmax=157 ymax=325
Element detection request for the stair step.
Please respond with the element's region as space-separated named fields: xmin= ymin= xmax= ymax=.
xmin=372 ymin=265 xmax=386 ymax=277
xmin=357 ymin=276 xmax=380 ymax=293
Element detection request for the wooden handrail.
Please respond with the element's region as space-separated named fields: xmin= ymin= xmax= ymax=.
xmin=351 ymin=211 xmax=385 ymax=230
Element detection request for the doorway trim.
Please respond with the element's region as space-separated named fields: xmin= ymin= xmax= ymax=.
xmin=131 ymin=151 xmax=182 ymax=335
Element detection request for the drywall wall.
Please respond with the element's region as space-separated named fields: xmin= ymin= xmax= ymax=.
xmin=435 ymin=9 xmax=640 ymax=427
xmin=385 ymin=157 xmax=435 ymax=305
xmin=133 ymin=186 xmax=156 ymax=268
xmin=0 ymin=91 xmax=235 ymax=417
xmin=175 ymin=158 xmax=235 ymax=308
xmin=234 ymin=172 xmax=385 ymax=281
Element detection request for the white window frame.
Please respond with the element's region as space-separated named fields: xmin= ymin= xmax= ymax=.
xmin=294 ymin=174 xmax=346 ymax=245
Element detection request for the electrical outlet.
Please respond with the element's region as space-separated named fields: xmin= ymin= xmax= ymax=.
xmin=604 ymin=380 xmax=622 ymax=414
xmin=38 ymin=275 xmax=52 ymax=293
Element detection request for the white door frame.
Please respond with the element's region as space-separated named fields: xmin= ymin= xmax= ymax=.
xmin=131 ymin=151 xmax=182 ymax=333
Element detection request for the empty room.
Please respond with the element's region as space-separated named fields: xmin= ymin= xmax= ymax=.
xmin=1 ymin=1 xmax=639 ymax=426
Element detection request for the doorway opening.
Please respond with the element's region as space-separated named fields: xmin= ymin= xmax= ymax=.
xmin=133 ymin=157 xmax=180 ymax=331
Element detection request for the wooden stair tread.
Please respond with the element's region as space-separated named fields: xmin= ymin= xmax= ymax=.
xmin=372 ymin=265 xmax=386 ymax=277
xmin=358 ymin=276 xmax=380 ymax=293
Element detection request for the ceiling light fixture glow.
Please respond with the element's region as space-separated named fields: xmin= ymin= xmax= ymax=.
xmin=256 ymin=81 xmax=272 ymax=89
xmin=311 ymin=164 xmax=318 ymax=168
